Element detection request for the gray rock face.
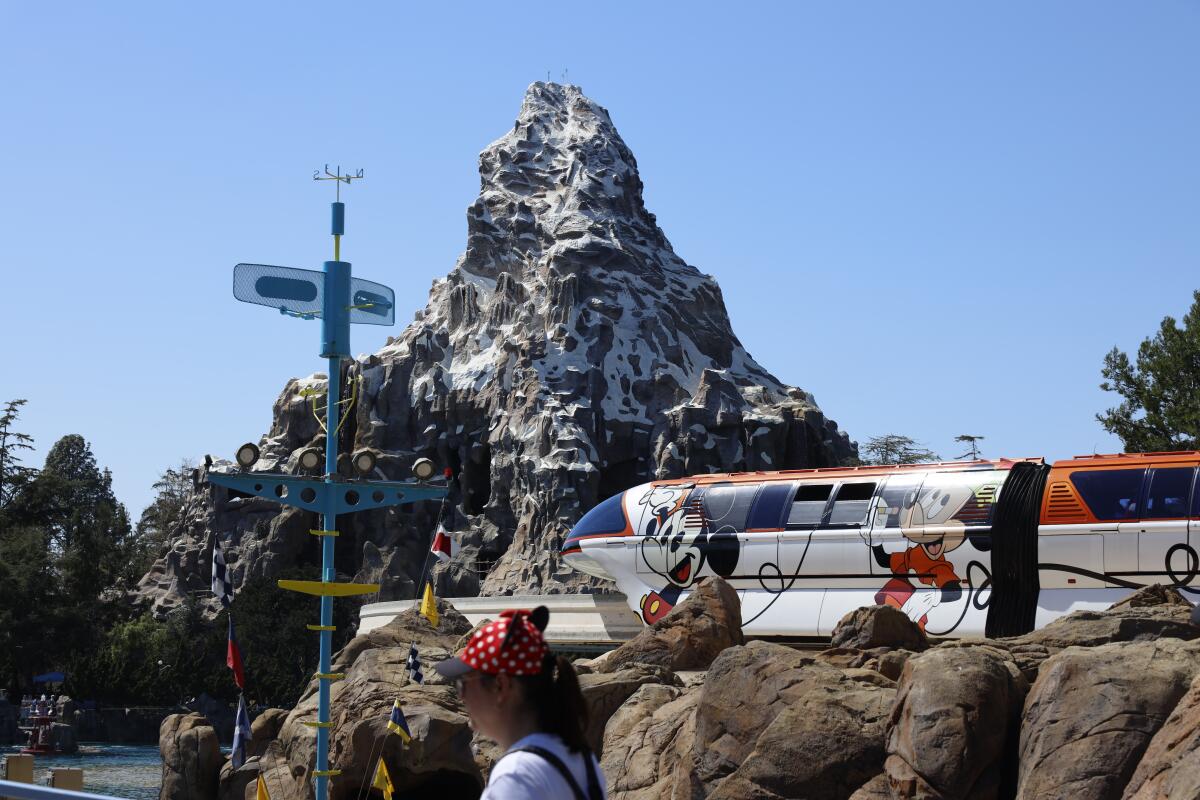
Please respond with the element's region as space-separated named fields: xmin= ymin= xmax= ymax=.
xmin=133 ymin=81 xmax=854 ymax=617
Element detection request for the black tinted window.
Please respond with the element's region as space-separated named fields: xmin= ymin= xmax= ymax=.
xmin=827 ymin=483 xmax=877 ymax=525
xmin=789 ymin=484 xmax=831 ymax=526
xmin=1070 ymin=469 xmax=1146 ymax=521
xmin=1144 ymin=468 xmax=1195 ymax=519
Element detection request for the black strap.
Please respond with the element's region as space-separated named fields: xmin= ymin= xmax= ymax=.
xmin=505 ymin=745 xmax=603 ymax=800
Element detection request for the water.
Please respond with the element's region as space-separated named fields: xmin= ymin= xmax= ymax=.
xmin=4 ymin=743 xmax=162 ymax=800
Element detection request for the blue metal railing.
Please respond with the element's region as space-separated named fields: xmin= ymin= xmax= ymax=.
xmin=0 ymin=779 xmax=124 ymax=800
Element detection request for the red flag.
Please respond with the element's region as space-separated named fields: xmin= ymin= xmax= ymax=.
xmin=430 ymin=524 xmax=455 ymax=563
xmin=227 ymin=615 xmax=246 ymax=690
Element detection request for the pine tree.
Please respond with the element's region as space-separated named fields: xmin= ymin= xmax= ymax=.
xmin=0 ymin=399 xmax=36 ymax=512
xmin=1098 ymin=290 xmax=1200 ymax=452
xmin=860 ymin=434 xmax=940 ymax=465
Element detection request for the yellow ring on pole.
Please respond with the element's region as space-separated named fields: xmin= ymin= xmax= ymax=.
xmin=309 ymin=529 xmax=340 ymax=537
xmin=301 ymin=721 xmax=333 ymax=729
xmin=316 ymin=672 xmax=345 ymax=681
xmin=307 ymin=624 xmax=337 ymax=631
xmin=313 ymin=770 xmax=342 ymax=778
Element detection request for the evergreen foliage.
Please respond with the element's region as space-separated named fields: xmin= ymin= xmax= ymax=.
xmin=859 ymin=434 xmax=940 ymax=465
xmin=1098 ymin=290 xmax=1200 ymax=452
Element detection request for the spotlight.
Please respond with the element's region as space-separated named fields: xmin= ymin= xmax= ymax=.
xmin=235 ymin=442 xmax=260 ymax=469
xmin=352 ymin=448 xmax=377 ymax=476
xmin=412 ymin=457 xmax=436 ymax=481
xmin=298 ymin=448 xmax=322 ymax=472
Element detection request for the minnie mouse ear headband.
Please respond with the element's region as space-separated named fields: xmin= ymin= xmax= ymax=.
xmin=436 ymin=606 xmax=550 ymax=678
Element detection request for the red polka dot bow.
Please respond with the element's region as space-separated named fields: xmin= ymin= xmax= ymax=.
xmin=458 ymin=608 xmax=550 ymax=676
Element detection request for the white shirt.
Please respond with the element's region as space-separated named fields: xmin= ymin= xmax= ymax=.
xmin=481 ymin=732 xmax=606 ymax=800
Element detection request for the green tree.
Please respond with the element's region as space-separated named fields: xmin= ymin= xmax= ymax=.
xmin=860 ymin=434 xmax=940 ymax=465
xmin=1098 ymin=290 xmax=1200 ymax=452
xmin=133 ymin=460 xmax=195 ymax=576
xmin=0 ymin=399 xmax=36 ymax=513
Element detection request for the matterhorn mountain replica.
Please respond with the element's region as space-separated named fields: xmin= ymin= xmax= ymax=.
xmin=135 ymin=82 xmax=855 ymax=617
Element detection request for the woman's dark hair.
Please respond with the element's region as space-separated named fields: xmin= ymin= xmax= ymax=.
xmin=515 ymin=653 xmax=591 ymax=752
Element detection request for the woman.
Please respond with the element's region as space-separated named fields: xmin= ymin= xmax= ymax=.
xmin=436 ymin=606 xmax=606 ymax=800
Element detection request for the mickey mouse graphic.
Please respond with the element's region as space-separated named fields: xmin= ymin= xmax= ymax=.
xmin=636 ymin=484 xmax=739 ymax=624
xmin=871 ymin=483 xmax=975 ymax=630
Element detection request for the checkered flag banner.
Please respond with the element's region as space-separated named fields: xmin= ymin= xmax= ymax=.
xmin=212 ymin=537 xmax=233 ymax=608
xmin=406 ymin=641 xmax=423 ymax=685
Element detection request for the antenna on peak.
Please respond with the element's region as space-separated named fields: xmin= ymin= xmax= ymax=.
xmin=313 ymin=164 xmax=364 ymax=203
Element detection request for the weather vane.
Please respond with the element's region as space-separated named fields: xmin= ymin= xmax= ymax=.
xmin=313 ymin=164 xmax=364 ymax=202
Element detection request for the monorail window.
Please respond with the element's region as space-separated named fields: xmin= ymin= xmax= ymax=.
xmin=876 ymin=474 xmax=924 ymax=528
xmin=1143 ymin=468 xmax=1195 ymax=519
xmin=572 ymin=492 xmax=627 ymax=537
xmin=699 ymin=483 xmax=760 ymax=531
xmin=788 ymin=484 xmax=832 ymax=526
xmin=827 ymin=483 xmax=877 ymax=525
xmin=1194 ymin=470 xmax=1200 ymax=517
xmin=1069 ymin=468 xmax=1146 ymax=521
xmin=746 ymin=482 xmax=793 ymax=530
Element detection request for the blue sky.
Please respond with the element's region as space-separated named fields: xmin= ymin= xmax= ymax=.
xmin=2 ymin=2 xmax=1197 ymax=516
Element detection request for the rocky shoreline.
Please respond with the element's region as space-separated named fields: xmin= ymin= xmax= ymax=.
xmin=159 ymin=581 xmax=1200 ymax=800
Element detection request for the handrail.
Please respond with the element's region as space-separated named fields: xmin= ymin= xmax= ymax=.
xmin=0 ymin=779 xmax=124 ymax=800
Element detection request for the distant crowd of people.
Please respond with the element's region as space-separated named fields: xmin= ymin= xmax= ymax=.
xmin=18 ymin=693 xmax=59 ymax=722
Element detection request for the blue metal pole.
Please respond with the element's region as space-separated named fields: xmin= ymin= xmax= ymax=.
xmin=315 ymin=354 xmax=338 ymax=800
xmin=315 ymin=205 xmax=351 ymax=800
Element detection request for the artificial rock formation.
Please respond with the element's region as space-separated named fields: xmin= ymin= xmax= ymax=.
xmin=134 ymin=81 xmax=854 ymax=617
xmin=160 ymin=713 xmax=222 ymax=800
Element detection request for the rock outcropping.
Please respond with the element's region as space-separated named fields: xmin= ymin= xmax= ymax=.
xmin=135 ymin=82 xmax=854 ymax=617
xmin=194 ymin=582 xmax=1200 ymax=800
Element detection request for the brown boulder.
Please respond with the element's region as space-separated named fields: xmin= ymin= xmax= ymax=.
xmin=1123 ymin=672 xmax=1200 ymax=799
xmin=255 ymin=599 xmax=482 ymax=800
xmin=1109 ymin=583 xmax=1194 ymax=610
xmin=331 ymin=598 xmax=473 ymax=675
xmin=160 ymin=713 xmax=222 ymax=800
xmin=598 ymin=576 xmax=743 ymax=674
xmin=1018 ymin=638 xmax=1200 ymax=800
xmin=601 ymin=683 xmax=701 ymax=800
xmin=831 ymin=604 xmax=930 ymax=652
xmin=849 ymin=773 xmax=893 ymax=800
xmin=578 ymin=663 xmax=680 ymax=756
xmin=1004 ymin=604 xmax=1198 ymax=655
xmin=884 ymin=645 xmax=1027 ymax=799
xmin=709 ymin=677 xmax=895 ymax=800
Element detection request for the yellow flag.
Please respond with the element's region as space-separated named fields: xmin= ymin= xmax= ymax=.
xmin=372 ymin=758 xmax=394 ymax=800
xmin=255 ymin=776 xmax=270 ymax=800
xmin=419 ymin=581 xmax=439 ymax=628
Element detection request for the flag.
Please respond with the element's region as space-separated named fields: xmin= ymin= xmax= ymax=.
xmin=430 ymin=524 xmax=456 ymax=563
xmin=372 ymin=757 xmax=395 ymax=800
xmin=227 ymin=615 xmax=246 ymax=690
xmin=231 ymin=694 xmax=251 ymax=769
xmin=405 ymin=642 xmax=423 ymax=685
xmin=255 ymin=776 xmax=270 ymax=800
xmin=386 ymin=699 xmax=412 ymax=742
xmin=212 ymin=537 xmax=233 ymax=607
xmin=419 ymin=582 xmax=439 ymax=628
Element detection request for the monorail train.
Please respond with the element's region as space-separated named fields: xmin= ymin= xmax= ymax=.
xmin=560 ymin=452 xmax=1200 ymax=637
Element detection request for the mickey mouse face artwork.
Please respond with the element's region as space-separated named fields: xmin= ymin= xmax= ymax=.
xmin=636 ymin=484 xmax=740 ymax=589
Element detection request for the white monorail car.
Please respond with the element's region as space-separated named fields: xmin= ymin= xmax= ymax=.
xmin=560 ymin=453 xmax=1200 ymax=637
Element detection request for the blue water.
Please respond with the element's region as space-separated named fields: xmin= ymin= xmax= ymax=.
xmin=4 ymin=743 xmax=162 ymax=800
